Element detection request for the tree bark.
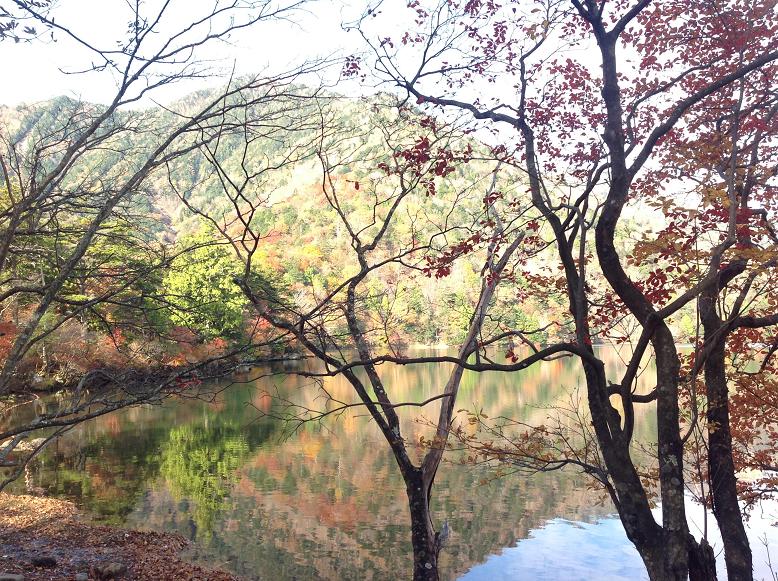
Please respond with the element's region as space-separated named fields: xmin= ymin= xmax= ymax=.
xmin=405 ymin=468 xmax=439 ymax=581
xmin=653 ymin=331 xmax=691 ymax=580
xmin=688 ymin=535 xmax=718 ymax=581
xmin=701 ymin=294 xmax=753 ymax=581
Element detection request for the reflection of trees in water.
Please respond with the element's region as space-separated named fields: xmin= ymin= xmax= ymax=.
xmin=277 ymin=347 xmax=657 ymax=439
xmin=11 ymin=353 xmax=652 ymax=579
xmin=13 ymin=383 xmax=275 ymax=529
xmin=10 ymin=420 xmax=170 ymax=522
xmin=159 ymin=413 xmax=276 ymax=540
xmin=126 ymin=408 xmax=617 ymax=580
xmin=160 ymin=423 xmax=250 ymax=539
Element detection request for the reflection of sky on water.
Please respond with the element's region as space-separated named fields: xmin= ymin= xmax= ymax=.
xmin=458 ymin=517 xmax=647 ymax=581
xmin=460 ymin=499 xmax=778 ymax=581
xmin=682 ymin=499 xmax=778 ymax=581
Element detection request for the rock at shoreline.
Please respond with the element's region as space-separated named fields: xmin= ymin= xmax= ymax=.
xmin=93 ymin=562 xmax=127 ymax=579
xmin=0 ymin=438 xmax=47 ymax=454
xmin=29 ymin=555 xmax=56 ymax=568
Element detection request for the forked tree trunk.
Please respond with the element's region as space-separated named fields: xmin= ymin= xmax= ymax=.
xmin=633 ymin=538 xmax=716 ymax=581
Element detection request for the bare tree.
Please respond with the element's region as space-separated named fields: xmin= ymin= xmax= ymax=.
xmin=188 ymin=99 xmax=545 ymax=580
xmin=0 ymin=0 xmax=53 ymax=43
xmin=0 ymin=0 xmax=331 ymax=480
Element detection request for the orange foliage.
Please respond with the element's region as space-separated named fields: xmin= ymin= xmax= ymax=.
xmin=0 ymin=321 xmax=18 ymax=361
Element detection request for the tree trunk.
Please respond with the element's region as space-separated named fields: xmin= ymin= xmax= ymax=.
xmin=405 ymin=469 xmax=439 ymax=581
xmin=688 ymin=535 xmax=718 ymax=581
xmin=580 ymin=363 xmax=685 ymax=581
xmin=653 ymin=332 xmax=691 ymax=580
xmin=633 ymin=537 xmax=715 ymax=581
xmin=701 ymin=294 xmax=753 ymax=581
xmin=705 ymin=341 xmax=753 ymax=580
xmin=625 ymin=530 xmax=667 ymax=581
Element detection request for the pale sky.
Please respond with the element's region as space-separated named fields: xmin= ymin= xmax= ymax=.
xmin=0 ymin=0 xmax=605 ymax=117
xmin=0 ymin=0 xmax=368 ymax=106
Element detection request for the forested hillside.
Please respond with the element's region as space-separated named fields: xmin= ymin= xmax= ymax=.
xmin=0 ymin=89 xmax=581 ymax=386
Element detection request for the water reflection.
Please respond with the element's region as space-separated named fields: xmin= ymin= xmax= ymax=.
xmin=460 ymin=518 xmax=647 ymax=581
xmin=6 ymin=347 xmax=762 ymax=579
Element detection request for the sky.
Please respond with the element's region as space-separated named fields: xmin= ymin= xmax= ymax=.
xmin=0 ymin=0 xmax=605 ymax=126
xmin=0 ymin=0 xmax=369 ymax=106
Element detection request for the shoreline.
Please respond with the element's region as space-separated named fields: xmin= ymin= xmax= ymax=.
xmin=5 ymin=339 xmax=681 ymax=397
xmin=0 ymin=493 xmax=241 ymax=580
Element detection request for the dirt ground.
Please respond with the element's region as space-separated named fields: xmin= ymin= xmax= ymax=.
xmin=0 ymin=493 xmax=241 ymax=580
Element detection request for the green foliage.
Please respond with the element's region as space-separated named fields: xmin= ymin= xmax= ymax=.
xmin=161 ymin=228 xmax=249 ymax=341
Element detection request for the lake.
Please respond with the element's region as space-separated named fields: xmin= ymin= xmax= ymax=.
xmin=6 ymin=348 xmax=778 ymax=579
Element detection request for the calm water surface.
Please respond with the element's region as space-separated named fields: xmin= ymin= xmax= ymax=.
xmin=6 ymin=348 xmax=777 ymax=579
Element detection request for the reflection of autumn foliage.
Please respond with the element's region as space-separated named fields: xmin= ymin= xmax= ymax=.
xmin=17 ymin=360 xmax=625 ymax=580
xmin=222 ymin=416 xmax=612 ymax=580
